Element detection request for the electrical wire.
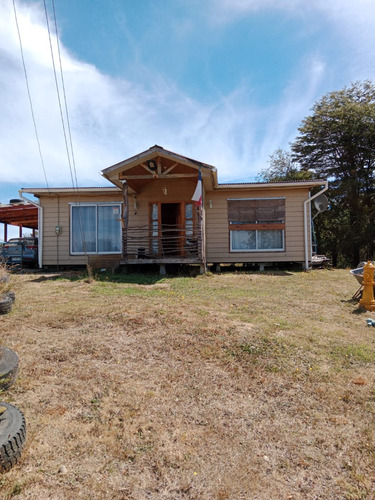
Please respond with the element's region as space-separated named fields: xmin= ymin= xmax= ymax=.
xmin=42 ymin=0 xmax=76 ymax=189
xmin=12 ymin=0 xmax=50 ymax=191
xmin=51 ymin=0 xmax=80 ymax=190
xmin=43 ymin=0 xmax=90 ymax=266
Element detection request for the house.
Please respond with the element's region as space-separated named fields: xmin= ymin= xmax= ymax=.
xmin=19 ymin=145 xmax=328 ymax=273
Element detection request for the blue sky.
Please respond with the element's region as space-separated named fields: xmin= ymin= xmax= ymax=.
xmin=1 ymin=0 xmax=375 ymax=237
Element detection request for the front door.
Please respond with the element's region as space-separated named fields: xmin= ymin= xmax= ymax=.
xmin=161 ymin=203 xmax=181 ymax=256
xmin=149 ymin=202 xmax=197 ymax=258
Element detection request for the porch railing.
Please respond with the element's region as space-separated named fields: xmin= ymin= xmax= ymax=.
xmin=123 ymin=224 xmax=202 ymax=260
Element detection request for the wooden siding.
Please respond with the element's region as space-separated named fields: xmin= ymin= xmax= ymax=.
xmin=38 ymin=181 xmax=312 ymax=267
xmin=39 ymin=179 xmax=198 ymax=267
xmin=205 ymin=188 xmax=310 ymax=263
xmin=40 ymin=192 xmax=123 ymax=267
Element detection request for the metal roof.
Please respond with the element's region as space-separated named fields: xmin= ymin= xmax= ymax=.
xmin=20 ymin=186 xmax=121 ymax=194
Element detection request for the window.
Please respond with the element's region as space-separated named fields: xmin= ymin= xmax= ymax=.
xmin=71 ymin=203 xmax=122 ymax=254
xmin=228 ymin=198 xmax=285 ymax=252
xmin=230 ymin=229 xmax=284 ymax=251
xmin=150 ymin=203 xmax=159 ymax=255
xmin=185 ymin=203 xmax=194 ymax=237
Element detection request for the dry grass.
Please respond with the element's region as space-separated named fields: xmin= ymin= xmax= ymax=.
xmin=0 ymin=268 xmax=374 ymax=499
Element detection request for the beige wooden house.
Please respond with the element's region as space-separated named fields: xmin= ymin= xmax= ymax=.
xmin=20 ymin=145 xmax=327 ymax=272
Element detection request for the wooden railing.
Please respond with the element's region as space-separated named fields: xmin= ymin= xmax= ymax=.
xmin=123 ymin=224 xmax=202 ymax=260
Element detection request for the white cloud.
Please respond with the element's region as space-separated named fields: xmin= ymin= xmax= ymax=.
xmin=209 ymin=0 xmax=375 ymax=17
xmin=1 ymin=0 xmax=303 ymax=187
xmin=0 ymin=0 xmax=369 ymax=196
xmin=208 ymin=0 xmax=375 ymax=83
xmin=209 ymin=0 xmax=375 ymax=64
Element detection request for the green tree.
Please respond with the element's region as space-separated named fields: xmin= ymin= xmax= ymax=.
xmin=292 ymin=81 xmax=375 ymax=267
xmin=257 ymin=148 xmax=314 ymax=182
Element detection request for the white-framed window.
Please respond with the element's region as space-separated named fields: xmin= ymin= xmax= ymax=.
xmin=228 ymin=198 xmax=285 ymax=252
xmin=70 ymin=203 xmax=122 ymax=255
xmin=230 ymin=229 xmax=284 ymax=251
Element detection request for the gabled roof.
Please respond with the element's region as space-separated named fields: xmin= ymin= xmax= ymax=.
xmin=102 ymin=144 xmax=216 ymax=176
xmin=102 ymin=145 xmax=326 ymax=192
xmin=101 ymin=145 xmax=218 ymax=192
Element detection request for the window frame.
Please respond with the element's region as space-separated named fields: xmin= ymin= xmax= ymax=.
xmin=228 ymin=197 xmax=286 ymax=253
xmin=70 ymin=202 xmax=123 ymax=255
xmin=229 ymin=228 xmax=285 ymax=252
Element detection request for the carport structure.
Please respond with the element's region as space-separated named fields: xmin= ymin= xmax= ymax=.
xmin=0 ymin=202 xmax=38 ymax=241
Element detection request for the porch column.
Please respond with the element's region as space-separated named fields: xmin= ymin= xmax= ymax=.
xmin=122 ymin=180 xmax=128 ymax=259
xmin=198 ymin=202 xmax=206 ymax=273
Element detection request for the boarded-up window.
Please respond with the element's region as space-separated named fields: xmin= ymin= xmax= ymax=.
xmin=228 ymin=198 xmax=285 ymax=223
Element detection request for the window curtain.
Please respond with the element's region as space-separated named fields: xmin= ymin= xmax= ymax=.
xmin=231 ymin=230 xmax=256 ymax=250
xmin=72 ymin=206 xmax=96 ymax=253
xmin=231 ymin=230 xmax=283 ymax=250
xmin=97 ymin=206 xmax=121 ymax=252
xmin=72 ymin=204 xmax=121 ymax=254
xmin=258 ymin=230 xmax=283 ymax=249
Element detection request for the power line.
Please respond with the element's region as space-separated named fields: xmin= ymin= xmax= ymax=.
xmin=14 ymin=0 xmax=90 ymax=267
xmin=51 ymin=0 xmax=80 ymax=189
xmin=45 ymin=0 xmax=90 ymax=266
xmin=42 ymin=0 xmax=76 ymax=189
xmin=12 ymin=0 xmax=50 ymax=191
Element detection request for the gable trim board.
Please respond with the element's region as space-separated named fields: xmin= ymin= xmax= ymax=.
xmin=18 ymin=146 xmax=327 ymax=270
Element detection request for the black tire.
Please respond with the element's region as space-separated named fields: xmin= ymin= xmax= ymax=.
xmin=0 ymin=348 xmax=19 ymax=391
xmin=0 ymin=403 xmax=26 ymax=472
xmin=0 ymin=294 xmax=13 ymax=315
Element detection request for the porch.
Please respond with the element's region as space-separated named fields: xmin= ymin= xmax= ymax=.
xmin=100 ymin=145 xmax=214 ymax=273
xmin=119 ymin=222 xmax=204 ymax=271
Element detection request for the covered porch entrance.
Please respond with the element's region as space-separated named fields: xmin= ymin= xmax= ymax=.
xmin=123 ymin=200 xmax=202 ymax=267
xmin=149 ymin=201 xmax=198 ymax=259
xmin=101 ymin=145 xmax=213 ymax=273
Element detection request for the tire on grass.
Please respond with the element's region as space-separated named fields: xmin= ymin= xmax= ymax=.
xmin=0 ymin=295 xmax=12 ymax=315
xmin=6 ymin=292 xmax=15 ymax=303
xmin=0 ymin=403 xmax=26 ymax=472
xmin=0 ymin=348 xmax=19 ymax=391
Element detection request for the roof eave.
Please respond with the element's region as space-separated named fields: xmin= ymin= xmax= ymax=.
xmin=215 ymin=180 xmax=327 ymax=190
xmin=102 ymin=145 xmax=217 ymax=176
xmin=20 ymin=187 xmax=122 ymax=197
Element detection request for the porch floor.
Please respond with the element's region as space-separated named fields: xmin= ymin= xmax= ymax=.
xmin=119 ymin=257 xmax=203 ymax=265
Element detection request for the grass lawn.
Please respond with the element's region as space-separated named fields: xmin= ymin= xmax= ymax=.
xmin=0 ymin=267 xmax=374 ymax=499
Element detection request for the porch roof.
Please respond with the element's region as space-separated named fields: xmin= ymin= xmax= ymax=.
xmin=0 ymin=203 xmax=38 ymax=230
xmin=101 ymin=145 xmax=218 ymax=193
